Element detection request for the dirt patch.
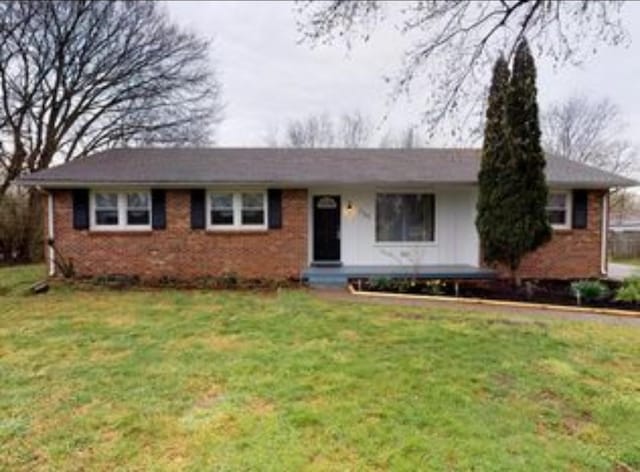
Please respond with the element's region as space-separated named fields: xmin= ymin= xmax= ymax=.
xmin=248 ymin=398 xmax=276 ymax=416
xmin=195 ymin=386 xmax=223 ymax=409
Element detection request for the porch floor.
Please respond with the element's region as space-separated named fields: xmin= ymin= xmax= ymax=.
xmin=303 ymin=264 xmax=496 ymax=287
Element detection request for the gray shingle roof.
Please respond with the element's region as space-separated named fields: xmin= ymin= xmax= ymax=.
xmin=16 ymin=147 xmax=637 ymax=188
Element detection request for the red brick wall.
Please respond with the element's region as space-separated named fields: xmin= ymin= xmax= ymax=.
xmin=497 ymin=190 xmax=607 ymax=279
xmin=47 ymin=189 xmax=308 ymax=280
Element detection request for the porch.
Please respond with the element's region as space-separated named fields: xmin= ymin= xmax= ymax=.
xmin=303 ymin=264 xmax=496 ymax=287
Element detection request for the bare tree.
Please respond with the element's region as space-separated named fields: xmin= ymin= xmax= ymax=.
xmin=542 ymin=95 xmax=638 ymax=220
xmin=272 ymin=111 xmax=372 ymax=147
xmin=0 ymin=0 xmax=223 ymax=195
xmin=339 ymin=111 xmax=371 ymax=147
xmin=296 ymin=1 xmax=627 ymax=140
xmin=286 ymin=113 xmax=336 ymax=147
xmin=542 ymin=95 xmax=636 ymax=175
xmin=379 ymin=126 xmax=424 ymax=148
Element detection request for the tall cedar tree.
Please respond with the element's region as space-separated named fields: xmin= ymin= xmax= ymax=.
xmin=476 ymin=56 xmax=512 ymax=270
xmin=477 ymin=41 xmax=551 ymax=278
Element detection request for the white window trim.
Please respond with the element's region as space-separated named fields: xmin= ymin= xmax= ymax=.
xmin=90 ymin=189 xmax=152 ymax=231
xmin=547 ymin=190 xmax=572 ymax=230
xmin=373 ymin=191 xmax=437 ymax=245
xmin=206 ymin=189 xmax=268 ymax=231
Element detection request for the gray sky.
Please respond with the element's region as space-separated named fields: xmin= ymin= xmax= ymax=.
xmin=166 ymin=1 xmax=640 ymax=154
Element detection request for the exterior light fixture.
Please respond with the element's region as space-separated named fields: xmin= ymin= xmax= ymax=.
xmin=346 ymin=201 xmax=354 ymax=213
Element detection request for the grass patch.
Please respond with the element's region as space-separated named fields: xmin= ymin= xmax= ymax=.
xmin=611 ymin=257 xmax=640 ymax=268
xmin=1 ymin=265 xmax=639 ymax=470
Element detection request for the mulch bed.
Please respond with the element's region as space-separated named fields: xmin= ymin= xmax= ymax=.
xmin=352 ymin=278 xmax=640 ymax=312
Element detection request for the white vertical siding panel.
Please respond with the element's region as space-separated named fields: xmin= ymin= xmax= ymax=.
xmin=309 ymin=186 xmax=480 ymax=267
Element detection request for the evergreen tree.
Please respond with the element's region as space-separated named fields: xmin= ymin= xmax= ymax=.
xmin=476 ymin=41 xmax=551 ymax=280
xmin=505 ymin=39 xmax=551 ymax=272
xmin=476 ymin=56 xmax=513 ymax=271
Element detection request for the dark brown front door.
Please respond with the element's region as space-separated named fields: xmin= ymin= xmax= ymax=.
xmin=313 ymin=195 xmax=341 ymax=262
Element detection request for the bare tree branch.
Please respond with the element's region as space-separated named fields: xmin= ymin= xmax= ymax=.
xmin=0 ymin=0 xmax=223 ymax=194
xmin=296 ymin=0 xmax=628 ymax=141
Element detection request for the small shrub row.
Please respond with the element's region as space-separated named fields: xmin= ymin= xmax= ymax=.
xmin=86 ymin=272 xmax=300 ymax=291
xmin=364 ymin=277 xmax=448 ymax=295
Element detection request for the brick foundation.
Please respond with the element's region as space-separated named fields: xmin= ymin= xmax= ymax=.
xmin=47 ymin=189 xmax=308 ymax=280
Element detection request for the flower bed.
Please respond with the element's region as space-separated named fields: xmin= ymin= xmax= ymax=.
xmin=350 ymin=277 xmax=640 ymax=312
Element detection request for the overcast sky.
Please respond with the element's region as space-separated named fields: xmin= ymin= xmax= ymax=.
xmin=166 ymin=1 xmax=640 ymax=156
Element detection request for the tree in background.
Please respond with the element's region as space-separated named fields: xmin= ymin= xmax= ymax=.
xmin=0 ymin=0 xmax=223 ymax=195
xmin=542 ymin=95 xmax=636 ymax=176
xmin=541 ymin=95 xmax=638 ymax=220
xmin=297 ymin=1 xmax=627 ymax=141
xmin=267 ymin=111 xmax=427 ymax=148
xmin=477 ymin=41 xmax=551 ymax=281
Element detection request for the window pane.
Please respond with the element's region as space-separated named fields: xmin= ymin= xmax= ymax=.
xmin=211 ymin=210 xmax=233 ymax=225
xmin=96 ymin=210 xmax=118 ymax=225
xmin=548 ymin=193 xmax=567 ymax=209
xmin=127 ymin=210 xmax=150 ymax=225
xmin=376 ymin=194 xmax=434 ymax=242
xmin=95 ymin=193 xmax=117 ymax=209
xmin=127 ymin=192 xmax=149 ymax=209
xmin=242 ymin=209 xmax=264 ymax=225
xmin=211 ymin=193 xmax=233 ymax=209
xmin=242 ymin=192 xmax=264 ymax=209
xmin=547 ymin=210 xmax=567 ymax=225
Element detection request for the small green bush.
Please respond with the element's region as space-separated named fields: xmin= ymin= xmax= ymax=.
xmin=614 ymin=276 xmax=640 ymax=303
xmin=570 ymin=280 xmax=609 ymax=304
xmin=369 ymin=277 xmax=392 ymax=291
xmin=422 ymin=279 xmax=446 ymax=295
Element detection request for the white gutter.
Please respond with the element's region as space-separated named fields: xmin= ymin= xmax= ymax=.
xmin=47 ymin=192 xmax=55 ymax=276
xmin=601 ymin=192 xmax=608 ymax=276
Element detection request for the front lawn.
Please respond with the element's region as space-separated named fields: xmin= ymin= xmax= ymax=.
xmin=1 ymin=265 xmax=639 ymax=470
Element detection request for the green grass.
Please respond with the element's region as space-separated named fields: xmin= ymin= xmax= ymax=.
xmin=611 ymin=256 xmax=640 ymax=268
xmin=1 ymin=265 xmax=639 ymax=471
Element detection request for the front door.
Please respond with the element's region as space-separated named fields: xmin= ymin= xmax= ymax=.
xmin=313 ymin=195 xmax=341 ymax=262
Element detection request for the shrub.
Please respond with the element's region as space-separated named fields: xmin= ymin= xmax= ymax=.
xmin=614 ymin=276 xmax=640 ymax=303
xmin=570 ymin=280 xmax=609 ymax=305
xmin=369 ymin=277 xmax=392 ymax=291
xmin=219 ymin=271 xmax=239 ymax=289
xmin=422 ymin=279 xmax=446 ymax=295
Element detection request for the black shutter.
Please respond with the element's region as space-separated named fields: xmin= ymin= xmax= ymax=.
xmin=72 ymin=189 xmax=89 ymax=230
xmin=151 ymin=189 xmax=166 ymax=230
xmin=267 ymin=189 xmax=282 ymax=229
xmin=190 ymin=189 xmax=206 ymax=229
xmin=572 ymin=189 xmax=588 ymax=229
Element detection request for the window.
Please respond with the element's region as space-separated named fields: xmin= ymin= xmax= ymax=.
xmin=241 ymin=192 xmax=265 ymax=225
xmin=375 ymin=193 xmax=435 ymax=242
xmin=207 ymin=190 xmax=267 ymax=230
xmin=210 ymin=193 xmax=234 ymax=226
xmin=94 ymin=192 xmax=119 ymax=226
xmin=126 ymin=192 xmax=151 ymax=225
xmin=91 ymin=190 xmax=151 ymax=230
xmin=546 ymin=191 xmax=571 ymax=228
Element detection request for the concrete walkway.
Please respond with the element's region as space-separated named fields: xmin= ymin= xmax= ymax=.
xmin=313 ymin=288 xmax=640 ymax=327
xmin=608 ymin=262 xmax=640 ymax=281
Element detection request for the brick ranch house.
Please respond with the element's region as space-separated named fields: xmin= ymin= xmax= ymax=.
xmin=17 ymin=148 xmax=635 ymax=285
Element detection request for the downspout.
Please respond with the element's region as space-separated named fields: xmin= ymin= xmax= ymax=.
xmin=47 ymin=190 xmax=55 ymax=276
xmin=601 ymin=191 xmax=608 ymax=276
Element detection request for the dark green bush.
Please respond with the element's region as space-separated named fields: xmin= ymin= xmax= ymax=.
xmin=570 ymin=280 xmax=609 ymax=304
